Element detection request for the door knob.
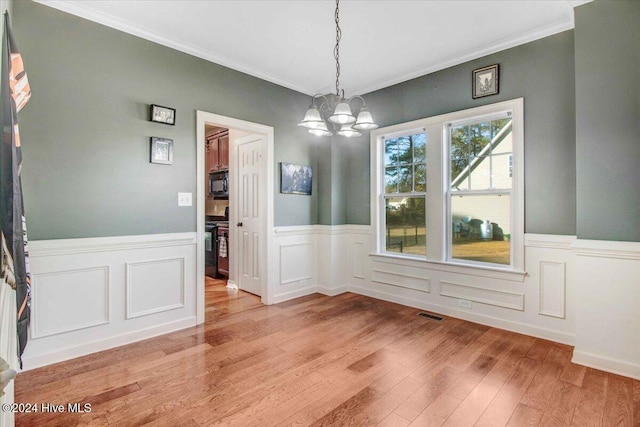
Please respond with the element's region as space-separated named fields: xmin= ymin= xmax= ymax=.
xmin=237 ymin=222 xmax=243 ymax=227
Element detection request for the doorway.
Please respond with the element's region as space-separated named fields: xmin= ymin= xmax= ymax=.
xmin=195 ymin=111 xmax=274 ymax=325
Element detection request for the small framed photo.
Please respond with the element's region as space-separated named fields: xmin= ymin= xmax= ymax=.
xmin=472 ymin=64 xmax=499 ymax=99
xmin=280 ymin=162 xmax=312 ymax=195
xmin=150 ymin=137 xmax=173 ymax=165
xmin=150 ymin=104 xmax=176 ymax=125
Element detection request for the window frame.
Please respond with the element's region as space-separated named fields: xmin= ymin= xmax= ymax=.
xmin=370 ymin=98 xmax=525 ymax=275
xmin=382 ymin=130 xmax=428 ymax=259
xmin=446 ymin=112 xmax=515 ymax=268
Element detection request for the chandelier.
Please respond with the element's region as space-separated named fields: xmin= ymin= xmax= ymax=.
xmin=298 ymin=0 xmax=378 ymax=137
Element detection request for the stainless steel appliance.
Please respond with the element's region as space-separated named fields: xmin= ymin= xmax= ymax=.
xmin=209 ymin=170 xmax=229 ymax=198
xmin=205 ymin=222 xmax=217 ymax=277
xmin=215 ymin=221 xmax=229 ymax=278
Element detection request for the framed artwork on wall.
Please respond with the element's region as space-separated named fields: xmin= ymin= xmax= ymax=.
xmin=150 ymin=104 xmax=176 ymax=125
xmin=150 ymin=137 xmax=173 ymax=165
xmin=472 ymin=64 xmax=499 ymax=99
xmin=280 ymin=162 xmax=312 ymax=195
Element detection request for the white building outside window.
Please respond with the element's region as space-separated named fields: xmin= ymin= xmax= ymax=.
xmin=370 ymin=98 xmax=524 ymax=274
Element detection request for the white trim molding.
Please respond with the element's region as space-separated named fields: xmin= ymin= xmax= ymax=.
xmin=572 ymin=238 xmax=640 ymax=381
xmin=440 ymin=280 xmax=524 ymax=311
xmin=525 ymin=233 xmax=576 ymax=250
xmin=572 ymin=238 xmax=640 ymax=260
xmin=29 ymin=232 xmax=196 ymax=257
xmin=196 ymin=111 xmax=275 ymax=322
xmin=538 ymin=261 xmax=566 ymax=319
xmin=572 ymin=350 xmax=640 ymax=381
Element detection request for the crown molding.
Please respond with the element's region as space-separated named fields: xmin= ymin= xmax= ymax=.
xmin=353 ymin=17 xmax=576 ymax=96
xmin=35 ymin=0 xmax=587 ymax=97
xmin=33 ymin=0 xmax=315 ymax=95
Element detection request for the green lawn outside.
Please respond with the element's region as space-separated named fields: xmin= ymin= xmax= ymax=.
xmin=385 ymin=226 xmax=510 ymax=264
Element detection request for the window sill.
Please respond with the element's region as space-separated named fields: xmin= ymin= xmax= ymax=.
xmin=369 ymin=252 xmax=527 ymax=282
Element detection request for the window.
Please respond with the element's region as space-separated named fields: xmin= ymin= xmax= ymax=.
xmin=383 ymin=132 xmax=427 ymax=256
xmin=448 ymin=115 xmax=513 ymax=266
xmin=372 ymin=99 xmax=524 ymax=273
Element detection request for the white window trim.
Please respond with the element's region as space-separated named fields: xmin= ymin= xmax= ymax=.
xmin=370 ymin=98 xmax=525 ymax=277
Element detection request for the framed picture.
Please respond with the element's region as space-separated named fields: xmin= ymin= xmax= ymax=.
xmin=280 ymin=162 xmax=312 ymax=195
xmin=150 ymin=104 xmax=176 ymax=125
xmin=472 ymin=64 xmax=499 ymax=99
xmin=150 ymin=137 xmax=173 ymax=165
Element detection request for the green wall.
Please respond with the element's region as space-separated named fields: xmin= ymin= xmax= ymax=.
xmin=575 ymin=0 xmax=640 ymax=242
xmin=343 ymin=31 xmax=577 ymax=236
xmin=14 ymin=0 xmax=322 ymax=240
xmin=18 ymin=1 xmax=633 ymax=241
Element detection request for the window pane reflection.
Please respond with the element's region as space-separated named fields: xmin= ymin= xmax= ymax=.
xmin=451 ymin=194 xmax=511 ymax=265
xmin=385 ymin=197 xmax=426 ymax=256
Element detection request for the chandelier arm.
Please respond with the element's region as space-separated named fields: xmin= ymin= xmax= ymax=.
xmin=347 ymin=95 xmax=367 ymax=108
xmin=312 ymin=94 xmax=329 ymax=104
xmin=311 ymin=94 xmax=331 ymax=113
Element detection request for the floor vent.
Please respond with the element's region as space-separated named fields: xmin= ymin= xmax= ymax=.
xmin=417 ymin=312 xmax=444 ymax=321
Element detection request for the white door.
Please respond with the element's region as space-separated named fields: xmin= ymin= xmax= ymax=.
xmin=236 ymin=135 xmax=264 ymax=296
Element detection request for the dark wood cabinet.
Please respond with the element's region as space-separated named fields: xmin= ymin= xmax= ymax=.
xmin=218 ymin=134 xmax=229 ymax=169
xmin=206 ymin=130 xmax=229 ymax=172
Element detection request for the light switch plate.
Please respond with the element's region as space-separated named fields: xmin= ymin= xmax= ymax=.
xmin=178 ymin=192 xmax=192 ymax=207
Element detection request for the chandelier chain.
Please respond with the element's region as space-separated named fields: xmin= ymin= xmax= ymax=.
xmin=298 ymin=0 xmax=377 ymax=136
xmin=334 ymin=0 xmax=341 ymax=96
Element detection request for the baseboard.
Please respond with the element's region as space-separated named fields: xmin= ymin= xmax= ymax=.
xmin=226 ymin=280 xmax=238 ymax=290
xmin=317 ymin=285 xmax=348 ymax=297
xmin=21 ymin=316 xmax=196 ymax=371
xmin=572 ymin=351 xmax=640 ymax=380
xmin=272 ymin=286 xmax=317 ymax=304
xmin=348 ymin=285 xmax=575 ymax=345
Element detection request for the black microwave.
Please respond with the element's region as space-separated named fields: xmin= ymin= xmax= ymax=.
xmin=209 ymin=170 xmax=229 ymax=198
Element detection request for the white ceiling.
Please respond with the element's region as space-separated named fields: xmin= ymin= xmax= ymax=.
xmin=36 ymin=0 xmax=589 ymax=96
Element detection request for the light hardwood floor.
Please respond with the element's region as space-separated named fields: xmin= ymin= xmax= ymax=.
xmin=14 ymin=278 xmax=640 ymax=426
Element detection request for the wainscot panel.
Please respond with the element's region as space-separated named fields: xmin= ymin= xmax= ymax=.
xmin=439 ymin=281 xmax=523 ymax=311
xmin=345 ymin=234 xmax=575 ymax=346
xmin=32 ymin=266 xmax=110 ymax=338
xmin=126 ymin=258 xmax=185 ymax=319
xmin=538 ymin=261 xmax=566 ymax=318
xmin=272 ymin=225 xmax=371 ymax=302
xmin=22 ymin=233 xmax=197 ymax=370
xmin=272 ymin=226 xmax=317 ymax=303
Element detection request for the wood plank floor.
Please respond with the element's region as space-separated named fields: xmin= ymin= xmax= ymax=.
xmin=14 ymin=278 xmax=640 ymax=426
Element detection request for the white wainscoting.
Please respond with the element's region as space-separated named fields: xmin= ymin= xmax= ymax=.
xmin=439 ymin=281 xmax=524 ymax=311
xmin=272 ymin=226 xmax=317 ymax=303
xmin=271 ymin=228 xmax=576 ymax=345
xmin=22 ymin=233 xmax=197 ymax=370
xmin=572 ymin=239 xmax=640 ymax=380
xmin=272 ymin=228 xmax=627 ymax=371
xmin=23 ymin=227 xmax=638 ymax=381
xmin=348 ymin=234 xmax=576 ymax=346
xmin=272 ymin=225 xmax=370 ymax=301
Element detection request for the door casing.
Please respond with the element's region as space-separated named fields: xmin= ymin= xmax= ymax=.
xmin=196 ymin=111 xmax=274 ymax=324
